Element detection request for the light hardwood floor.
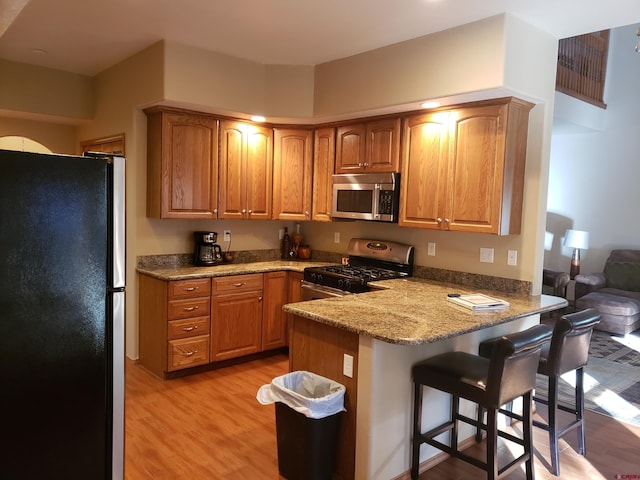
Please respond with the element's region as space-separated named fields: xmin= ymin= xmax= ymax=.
xmin=125 ymin=354 xmax=640 ymax=479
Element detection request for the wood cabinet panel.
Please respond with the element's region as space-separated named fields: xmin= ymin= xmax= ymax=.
xmin=168 ymin=316 xmax=210 ymax=340
xmin=335 ymin=118 xmax=400 ymax=173
xmin=399 ymin=98 xmax=532 ymax=234
xmin=211 ymin=290 xmax=263 ymax=361
xmin=145 ymin=107 xmax=219 ymax=219
xmin=262 ymin=271 xmax=289 ymax=350
xmin=219 ymin=120 xmax=273 ymax=220
xmin=168 ymin=335 xmax=210 ymax=371
xmin=212 ymin=273 xmax=263 ymax=295
xmin=273 ymin=128 xmax=313 ymax=221
xmin=312 ymin=127 xmax=335 ymax=222
xmin=167 ymin=296 xmax=211 ymax=320
xmin=168 ymin=278 xmax=212 ymax=299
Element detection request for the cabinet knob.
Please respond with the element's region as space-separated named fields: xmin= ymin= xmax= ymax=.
xmin=358 ymin=162 xmax=363 ymax=167
xmin=233 ymin=282 xmax=246 ymax=287
xmin=258 ymin=296 xmax=263 ymax=302
xmin=183 ymin=306 xmax=198 ymax=312
xmin=248 ymin=209 xmax=252 ymax=214
xmin=180 ymin=350 xmax=197 ymax=357
xmin=437 ymin=217 xmax=442 ymax=224
xmin=182 ymin=326 xmax=197 ymax=332
xmin=184 ymin=287 xmax=197 ymax=292
xmin=305 ymin=211 xmax=310 ymax=216
xmin=242 ymin=209 xmax=246 ymax=214
xmin=444 ymin=218 xmax=450 ymax=224
xmin=363 ymin=162 xmax=369 ymax=167
xmin=213 ymin=208 xmax=218 ymax=214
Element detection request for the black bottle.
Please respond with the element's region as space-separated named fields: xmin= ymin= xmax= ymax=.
xmin=281 ymin=227 xmax=291 ymax=259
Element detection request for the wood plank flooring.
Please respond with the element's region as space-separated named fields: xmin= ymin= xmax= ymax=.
xmin=125 ymin=355 xmax=640 ymax=479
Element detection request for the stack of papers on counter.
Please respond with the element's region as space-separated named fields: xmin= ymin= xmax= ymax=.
xmin=447 ymin=293 xmax=510 ymax=311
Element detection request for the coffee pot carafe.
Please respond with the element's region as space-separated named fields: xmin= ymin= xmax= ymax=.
xmin=194 ymin=231 xmax=223 ymax=266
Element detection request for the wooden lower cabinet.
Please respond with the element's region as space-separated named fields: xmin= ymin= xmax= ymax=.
xmin=139 ymin=271 xmax=298 ymax=378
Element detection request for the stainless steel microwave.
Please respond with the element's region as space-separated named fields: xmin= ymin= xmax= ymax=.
xmin=332 ymin=172 xmax=400 ymax=222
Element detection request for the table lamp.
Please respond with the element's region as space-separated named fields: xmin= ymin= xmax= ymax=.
xmin=564 ymin=229 xmax=589 ymax=279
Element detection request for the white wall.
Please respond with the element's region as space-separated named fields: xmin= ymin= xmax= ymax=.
xmin=547 ymin=24 xmax=640 ymax=274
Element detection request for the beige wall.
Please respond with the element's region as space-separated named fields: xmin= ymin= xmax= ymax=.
xmin=1 ymin=14 xmax=558 ymax=360
xmin=0 ymin=115 xmax=77 ymax=154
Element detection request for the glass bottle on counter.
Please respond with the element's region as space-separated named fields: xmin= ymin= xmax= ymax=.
xmin=281 ymin=227 xmax=291 ymax=259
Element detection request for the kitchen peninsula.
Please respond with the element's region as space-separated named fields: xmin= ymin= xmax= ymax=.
xmin=284 ymin=277 xmax=567 ymax=480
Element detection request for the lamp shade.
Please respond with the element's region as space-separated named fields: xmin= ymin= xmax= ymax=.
xmin=564 ymin=229 xmax=589 ymax=250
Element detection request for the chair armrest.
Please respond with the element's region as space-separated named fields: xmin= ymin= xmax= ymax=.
xmin=542 ymin=269 xmax=570 ymax=297
xmin=574 ymin=272 xmax=606 ymax=299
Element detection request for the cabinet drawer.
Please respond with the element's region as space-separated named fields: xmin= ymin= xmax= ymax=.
xmin=168 ymin=335 xmax=210 ymax=371
xmin=168 ymin=316 xmax=210 ymax=340
xmin=168 ymin=296 xmax=211 ymax=320
xmin=168 ymin=278 xmax=211 ymax=299
xmin=213 ymin=273 xmax=263 ymax=295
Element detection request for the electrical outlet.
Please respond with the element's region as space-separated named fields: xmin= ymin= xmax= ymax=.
xmin=278 ymin=228 xmax=284 ymax=240
xmin=507 ymin=250 xmax=518 ymax=266
xmin=480 ymin=247 xmax=494 ymax=263
xmin=334 ymin=232 xmax=340 ymax=243
xmin=427 ymin=242 xmax=436 ymax=256
xmin=223 ymin=230 xmax=231 ymax=242
xmin=343 ymin=354 xmax=353 ymax=378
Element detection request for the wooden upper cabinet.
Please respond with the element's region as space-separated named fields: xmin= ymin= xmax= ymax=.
xmin=399 ymin=111 xmax=451 ymax=230
xmin=335 ymin=118 xmax=400 ymax=173
xmin=273 ymin=128 xmax=313 ymax=221
xmin=219 ymin=120 xmax=273 ymax=220
xmin=145 ymin=107 xmax=219 ymax=219
xmin=399 ymin=98 xmax=533 ymax=235
xmin=312 ymin=127 xmax=335 ymax=222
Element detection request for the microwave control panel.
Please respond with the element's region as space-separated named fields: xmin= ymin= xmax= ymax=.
xmin=378 ymin=190 xmax=395 ymax=214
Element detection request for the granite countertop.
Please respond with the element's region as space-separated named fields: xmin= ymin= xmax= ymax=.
xmin=283 ymin=277 xmax=567 ymax=345
xmin=136 ymin=260 xmax=334 ymax=281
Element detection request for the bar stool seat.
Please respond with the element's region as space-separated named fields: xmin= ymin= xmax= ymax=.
xmin=411 ymin=324 xmax=552 ymax=480
xmin=477 ymin=309 xmax=601 ymax=476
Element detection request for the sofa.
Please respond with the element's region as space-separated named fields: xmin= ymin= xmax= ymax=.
xmin=575 ymin=249 xmax=640 ymax=335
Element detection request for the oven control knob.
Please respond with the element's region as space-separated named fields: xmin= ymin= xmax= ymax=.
xmin=338 ymin=278 xmax=344 ymax=289
xmin=344 ymin=279 xmax=352 ymax=290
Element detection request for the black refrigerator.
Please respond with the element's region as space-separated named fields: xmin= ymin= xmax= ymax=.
xmin=0 ymin=149 xmax=125 ymax=479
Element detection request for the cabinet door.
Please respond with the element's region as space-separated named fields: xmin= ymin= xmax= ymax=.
xmin=312 ymin=127 xmax=335 ymax=222
xmin=273 ymin=128 xmax=312 ymax=221
xmin=245 ymin=125 xmax=273 ymax=220
xmin=211 ymin=290 xmax=262 ymax=361
xmin=447 ymin=105 xmax=505 ymax=233
xmin=335 ymin=124 xmax=366 ymax=173
xmin=218 ymin=120 xmax=248 ymax=219
xmin=262 ymin=271 xmax=289 ymax=350
xmin=399 ymin=111 xmax=451 ymax=229
xmin=366 ymin=118 xmax=401 ymax=172
xmin=146 ymin=109 xmax=219 ymax=219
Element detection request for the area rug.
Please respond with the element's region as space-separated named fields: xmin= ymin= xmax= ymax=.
xmin=535 ymin=330 xmax=640 ymax=426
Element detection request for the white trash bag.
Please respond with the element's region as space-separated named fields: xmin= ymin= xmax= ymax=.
xmin=257 ymin=371 xmax=346 ymax=419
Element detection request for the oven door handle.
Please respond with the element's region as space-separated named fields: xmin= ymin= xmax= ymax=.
xmin=300 ymin=281 xmax=349 ymax=299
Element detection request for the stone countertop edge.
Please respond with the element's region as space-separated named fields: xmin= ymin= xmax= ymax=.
xmin=136 ymin=260 xmax=334 ymax=280
xmin=283 ymin=277 xmax=568 ymax=346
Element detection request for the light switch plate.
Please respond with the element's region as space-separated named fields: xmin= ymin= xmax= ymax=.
xmin=427 ymin=242 xmax=436 ymax=256
xmin=334 ymin=232 xmax=340 ymax=243
xmin=507 ymin=250 xmax=518 ymax=266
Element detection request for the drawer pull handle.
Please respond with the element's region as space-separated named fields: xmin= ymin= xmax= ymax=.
xmin=233 ymin=282 xmax=246 ymax=287
xmin=182 ymin=326 xmax=197 ymax=332
xmin=183 ymin=306 xmax=199 ymax=312
xmin=180 ymin=350 xmax=197 ymax=357
xmin=184 ymin=287 xmax=197 ymax=292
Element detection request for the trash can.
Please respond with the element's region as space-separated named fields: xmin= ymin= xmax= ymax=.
xmin=257 ymin=371 xmax=346 ymax=480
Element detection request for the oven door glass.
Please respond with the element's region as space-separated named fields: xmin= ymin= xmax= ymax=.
xmin=332 ymin=186 xmax=376 ymax=220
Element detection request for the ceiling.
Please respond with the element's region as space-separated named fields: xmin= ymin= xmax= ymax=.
xmin=1 ymin=0 xmax=639 ymax=77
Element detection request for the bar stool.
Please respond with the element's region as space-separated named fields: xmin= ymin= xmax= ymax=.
xmin=411 ymin=324 xmax=552 ymax=480
xmin=477 ymin=309 xmax=601 ymax=476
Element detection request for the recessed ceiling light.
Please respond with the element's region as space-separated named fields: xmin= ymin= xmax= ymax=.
xmin=420 ymin=101 xmax=440 ymax=109
xmin=251 ymin=115 xmax=266 ymax=122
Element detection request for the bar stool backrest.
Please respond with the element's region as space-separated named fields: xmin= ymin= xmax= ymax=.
xmin=487 ymin=324 xmax=553 ymax=408
xmin=546 ymin=308 xmax=601 ymax=376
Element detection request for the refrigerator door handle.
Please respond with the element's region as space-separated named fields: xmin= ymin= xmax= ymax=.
xmin=111 ymin=155 xmax=126 ymax=289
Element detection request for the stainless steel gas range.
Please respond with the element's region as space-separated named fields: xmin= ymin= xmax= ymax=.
xmin=301 ymin=238 xmax=415 ymax=300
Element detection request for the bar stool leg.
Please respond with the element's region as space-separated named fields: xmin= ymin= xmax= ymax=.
xmin=576 ymin=367 xmax=586 ymax=455
xmin=548 ymin=375 xmax=560 ymax=476
xmin=476 ymin=405 xmax=484 ymax=442
xmin=486 ymin=407 xmax=499 ymax=480
xmin=451 ymin=394 xmax=459 ymax=453
xmin=522 ymin=391 xmax=535 ymax=480
xmin=411 ymin=382 xmax=423 ymax=480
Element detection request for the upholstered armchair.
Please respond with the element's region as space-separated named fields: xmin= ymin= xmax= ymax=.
xmin=542 ymin=269 xmax=571 ymax=298
xmin=575 ymin=249 xmax=640 ymax=335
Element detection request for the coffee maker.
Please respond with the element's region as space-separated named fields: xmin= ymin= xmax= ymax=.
xmin=193 ymin=231 xmax=223 ymax=266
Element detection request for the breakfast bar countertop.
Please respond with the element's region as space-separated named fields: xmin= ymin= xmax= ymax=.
xmin=283 ymin=277 xmax=567 ymax=346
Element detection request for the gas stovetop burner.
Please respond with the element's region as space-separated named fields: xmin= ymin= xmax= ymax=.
xmin=303 ymin=238 xmax=414 ymax=293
